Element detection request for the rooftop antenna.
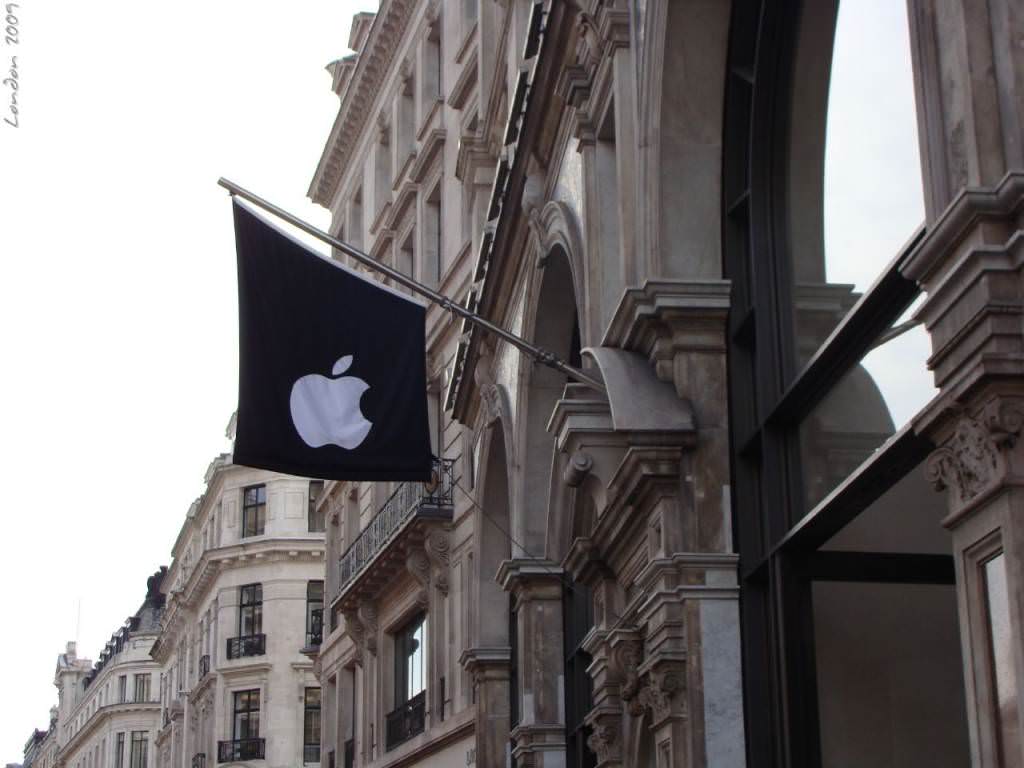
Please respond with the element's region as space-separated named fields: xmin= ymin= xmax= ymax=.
xmin=75 ymin=597 xmax=82 ymax=647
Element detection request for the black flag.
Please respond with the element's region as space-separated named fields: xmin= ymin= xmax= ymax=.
xmin=232 ymin=199 xmax=431 ymax=481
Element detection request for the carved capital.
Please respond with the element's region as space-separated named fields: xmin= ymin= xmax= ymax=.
xmin=585 ymin=713 xmax=621 ymax=766
xmin=357 ymin=601 xmax=378 ymax=656
xmin=406 ymin=548 xmax=431 ymax=609
xmin=635 ymin=666 xmax=684 ymax=724
xmin=927 ymin=399 xmax=1024 ymax=512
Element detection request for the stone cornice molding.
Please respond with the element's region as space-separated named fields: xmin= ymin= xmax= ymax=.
xmin=309 ymin=0 xmax=418 ymax=208
xmin=410 ymin=129 xmax=446 ymax=184
xmin=902 ymin=171 xmax=1024 ymax=285
xmin=58 ymin=701 xmax=159 ymax=758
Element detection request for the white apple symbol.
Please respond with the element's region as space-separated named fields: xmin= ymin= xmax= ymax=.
xmin=290 ymin=354 xmax=373 ymax=450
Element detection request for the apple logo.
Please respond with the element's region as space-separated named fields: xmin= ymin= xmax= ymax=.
xmin=290 ymin=355 xmax=373 ymax=450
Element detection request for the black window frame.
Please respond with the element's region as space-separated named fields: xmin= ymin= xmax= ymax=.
xmin=303 ymin=687 xmax=321 ymax=764
xmin=129 ymin=732 xmax=147 ymax=768
xmin=238 ymin=584 xmax=263 ymax=638
xmin=232 ymin=689 xmax=261 ymax=741
xmin=306 ymin=581 xmax=324 ymax=648
xmin=722 ymin=2 xmax=956 ymax=765
xmin=133 ymin=673 xmax=150 ymax=703
xmin=308 ymin=480 xmax=325 ymax=533
xmin=242 ymin=485 xmax=266 ymax=538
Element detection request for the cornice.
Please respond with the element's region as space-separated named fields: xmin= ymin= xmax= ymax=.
xmin=309 ymin=0 xmax=419 ymax=208
xmin=59 ymin=702 xmax=159 ymax=759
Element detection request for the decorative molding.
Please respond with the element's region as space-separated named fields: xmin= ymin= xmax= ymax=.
xmin=309 ymin=0 xmax=418 ymax=207
xmin=424 ymin=529 xmax=451 ymax=595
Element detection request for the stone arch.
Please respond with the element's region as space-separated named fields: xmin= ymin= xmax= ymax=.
xmin=513 ymin=241 xmax=582 ymax=557
xmin=637 ymin=0 xmax=731 ymax=280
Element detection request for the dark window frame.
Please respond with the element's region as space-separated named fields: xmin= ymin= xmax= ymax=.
xmin=306 ymin=581 xmax=324 ymax=647
xmin=232 ymin=689 xmax=261 ymax=741
xmin=115 ymin=733 xmax=125 ymax=768
xmin=242 ymin=485 xmax=266 ymax=538
xmin=238 ymin=583 xmax=263 ymax=637
xmin=308 ymin=480 xmax=325 ymax=533
xmin=303 ymin=687 xmax=322 ymax=764
xmin=129 ymin=731 xmax=147 ymax=768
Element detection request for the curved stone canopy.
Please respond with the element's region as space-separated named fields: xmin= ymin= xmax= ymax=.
xmin=583 ymin=347 xmax=696 ymax=433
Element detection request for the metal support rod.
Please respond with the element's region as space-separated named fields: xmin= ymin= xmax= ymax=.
xmin=218 ymin=178 xmax=606 ymax=392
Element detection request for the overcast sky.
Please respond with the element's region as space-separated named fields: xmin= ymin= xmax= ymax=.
xmin=0 ymin=2 xmax=370 ymax=758
xmin=0 ymin=0 xmax=926 ymax=761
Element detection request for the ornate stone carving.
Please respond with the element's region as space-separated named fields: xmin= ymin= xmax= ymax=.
xmin=564 ymin=450 xmax=594 ymax=487
xmin=359 ymin=600 xmax=378 ymax=656
xmin=343 ymin=609 xmax=365 ymax=664
xmin=927 ymin=401 xmax=1024 ymax=507
xmin=586 ymin=719 xmax=620 ymax=765
xmin=634 ymin=667 xmax=683 ymax=724
xmin=425 ymin=529 xmax=451 ymax=595
xmin=406 ymin=548 xmax=431 ymax=608
xmin=612 ymin=640 xmax=643 ymax=710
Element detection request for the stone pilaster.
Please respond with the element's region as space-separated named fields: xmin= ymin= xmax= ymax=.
xmin=460 ymin=647 xmax=512 ymax=768
xmin=499 ymin=559 xmax=568 ymax=768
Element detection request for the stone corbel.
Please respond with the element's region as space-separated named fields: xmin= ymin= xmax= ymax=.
xmin=634 ymin=664 xmax=685 ymax=725
xmin=406 ymin=548 xmax=431 ymax=609
xmin=357 ymin=601 xmax=378 ymax=656
xmin=342 ymin=609 xmax=366 ymax=664
xmin=584 ymin=709 xmax=623 ymax=767
xmin=424 ymin=529 xmax=451 ymax=595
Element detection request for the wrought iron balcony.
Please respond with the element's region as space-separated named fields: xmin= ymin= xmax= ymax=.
xmin=386 ymin=691 xmax=426 ymax=751
xmin=303 ymin=744 xmax=321 ymax=764
xmin=337 ymin=459 xmax=454 ymax=605
xmin=217 ymin=738 xmax=265 ymax=763
xmin=226 ymin=634 xmax=265 ymax=659
xmin=192 ymin=753 xmax=206 ymax=768
xmin=198 ymin=654 xmax=210 ymax=679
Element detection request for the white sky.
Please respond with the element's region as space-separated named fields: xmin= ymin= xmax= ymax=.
xmin=0 ymin=0 xmax=928 ymax=761
xmin=0 ymin=2 xmax=371 ymax=759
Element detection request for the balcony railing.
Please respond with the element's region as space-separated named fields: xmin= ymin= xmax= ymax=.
xmin=226 ymin=634 xmax=266 ymax=659
xmin=339 ymin=459 xmax=454 ymax=594
xmin=303 ymin=744 xmax=321 ymax=764
xmin=217 ymin=738 xmax=265 ymax=763
xmin=192 ymin=753 xmax=206 ymax=768
xmin=385 ymin=690 xmax=426 ymax=751
xmin=343 ymin=740 xmax=354 ymax=768
xmin=198 ymin=654 xmax=210 ymax=679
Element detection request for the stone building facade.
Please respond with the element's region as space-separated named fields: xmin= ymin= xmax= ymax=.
xmin=308 ymin=1 xmax=1024 ymax=768
xmin=26 ymin=576 xmax=166 ymax=768
xmin=150 ymin=450 xmax=327 ymax=768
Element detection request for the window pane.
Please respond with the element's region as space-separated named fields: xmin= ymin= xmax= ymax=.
xmin=813 ymin=581 xmax=969 ymax=766
xmin=787 ymin=0 xmax=924 ymax=372
xmin=985 ymin=553 xmax=1021 ymax=762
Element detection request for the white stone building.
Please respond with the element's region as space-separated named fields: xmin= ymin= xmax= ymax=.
xmin=39 ymin=574 xmax=166 ymax=768
xmin=150 ymin=450 xmax=327 ymax=768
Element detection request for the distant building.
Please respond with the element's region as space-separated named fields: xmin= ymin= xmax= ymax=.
xmin=150 ymin=449 xmax=326 ymax=768
xmin=27 ymin=572 xmax=166 ymax=768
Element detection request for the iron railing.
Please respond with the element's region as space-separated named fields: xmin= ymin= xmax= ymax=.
xmin=385 ymin=691 xmax=426 ymax=751
xmin=217 ymin=738 xmax=265 ymax=763
xmin=226 ymin=634 xmax=266 ymax=659
xmin=343 ymin=740 xmax=354 ymax=768
xmin=192 ymin=753 xmax=206 ymax=768
xmin=338 ymin=459 xmax=454 ymax=594
xmin=198 ymin=654 xmax=210 ymax=679
xmin=303 ymin=744 xmax=321 ymax=764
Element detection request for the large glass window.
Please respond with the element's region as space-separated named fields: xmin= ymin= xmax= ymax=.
xmin=723 ymin=0 xmax=969 ymax=764
xmin=304 ymin=688 xmax=322 ymax=764
xmin=117 ymin=676 xmax=127 ymax=704
xmin=129 ymin=732 xmax=147 ymax=768
xmin=242 ymin=485 xmax=266 ymax=538
xmin=238 ymin=584 xmax=263 ymax=637
xmin=233 ymin=689 xmax=261 ymax=740
xmin=114 ymin=733 xmax=125 ymax=768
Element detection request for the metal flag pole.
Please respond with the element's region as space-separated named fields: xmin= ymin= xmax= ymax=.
xmin=218 ymin=178 xmax=605 ymax=393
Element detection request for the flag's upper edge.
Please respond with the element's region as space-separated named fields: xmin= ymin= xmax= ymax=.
xmin=233 ymin=197 xmax=429 ymax=309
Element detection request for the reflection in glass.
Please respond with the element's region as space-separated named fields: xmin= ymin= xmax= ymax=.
xmin=985 ymin=554 xmax=1021 ymax=764
xmin=787 ymin=0 xmax=924 ymax=368
xmin=813 ymin=582 xmax=969 ymax=766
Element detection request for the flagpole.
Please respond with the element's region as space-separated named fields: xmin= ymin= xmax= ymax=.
xmin=218 ymin=178 xmax=606 ymax=393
